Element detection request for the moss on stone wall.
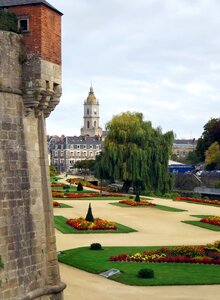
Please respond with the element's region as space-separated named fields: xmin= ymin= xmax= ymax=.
xmin=0 ymin=256 xmax=3 ymax=268
xmin=0 ymin=9 xmax=17 ymax=33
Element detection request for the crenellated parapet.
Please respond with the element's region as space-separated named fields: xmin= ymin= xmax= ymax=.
xmin=22 ymin=55 xmax=62 ymax=117
xmin=0 ymin=31 xmax=62 ymax=118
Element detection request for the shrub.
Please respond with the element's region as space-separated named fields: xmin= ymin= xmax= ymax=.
xmin=63 ymin=185 xmax=70 ymax=190
xmin=135 ymin=194 xmax=140 ymax=202
xmin=214 ymin=181 xmax=220 ymax=188
xmin=138 ymin=268 xmax=154 ymax=279
xmin=85 ymin=203 xmax=94 ymax=222
xmin=0 ymin=10 xmax=17 ymax=32
xmin=77 ymin=182 xmax=83 ymax=191
xmin=90 ymin=243 xmax=102 ymax=250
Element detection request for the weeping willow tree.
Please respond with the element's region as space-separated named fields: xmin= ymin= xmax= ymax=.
xmin=96 ymin=112 xmax=174 ymax=194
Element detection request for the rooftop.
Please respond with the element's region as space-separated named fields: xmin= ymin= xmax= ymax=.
xmin=0 ymin=0 xmax=63 ymax=15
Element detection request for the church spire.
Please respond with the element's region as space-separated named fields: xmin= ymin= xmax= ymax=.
xmin=87 ymin=83 xmax=97 ymax=104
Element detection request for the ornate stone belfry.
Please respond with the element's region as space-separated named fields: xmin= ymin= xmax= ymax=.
xmin=81 ymin=85 xmax=103 ymax=137
xmin=0 ymin=1 xmax=65 ymax=299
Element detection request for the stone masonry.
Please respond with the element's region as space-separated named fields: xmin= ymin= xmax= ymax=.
xmin=0 ymin=29 xmax=65 ymax=300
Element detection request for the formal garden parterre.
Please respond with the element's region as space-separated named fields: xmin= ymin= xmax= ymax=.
xmin=109 ymin=241 xmax=220 ymax=264
xmin=182 ymin=215 xmax=220 ymax=231
xmin=52 ymin=176 xmax=220 ymax=287
xmin=58 ymin=241 xmax=220 ymax=286
xmin=54 ymin=216 xmax=136 ymax=234
xmin=174 ymin=196 xmax=220 ymax=207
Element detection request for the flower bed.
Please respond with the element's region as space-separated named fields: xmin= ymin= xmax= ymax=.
xmin=68 ymin=178 xmax=109 ymax=192
xmin=66 ymin=193 xmax=99 ymax=198
xmin=201 ymin=216 xmax=220 ymax=227
xmin=174 ymin=196 xmax=220 ymax=206
xmin=66 ymin=217 xmax=118 ymax=230
xmin=52 ymin=191 xmax=123 ymax=199
xmin=119 ymin=199 xmax=156 ymax=207
xmin=109 ymin=241 xmax=220 ymax=264
xmin=51 ymin=183 xmax=65 ymax=187
xmin=53 ymin=201 xmax=61 ymax=207
xmin=52 ymin=191 xmax=65 ymax=198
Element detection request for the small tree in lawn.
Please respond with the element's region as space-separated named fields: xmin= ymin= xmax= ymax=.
xmin=77 ymin=182 xmax=83 ymax=191
xmin=85 ymin=203 xmax=94 ymax=222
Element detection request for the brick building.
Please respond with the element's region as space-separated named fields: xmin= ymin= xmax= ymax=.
xmin=1 ymin=0 xmax=62 ymax=115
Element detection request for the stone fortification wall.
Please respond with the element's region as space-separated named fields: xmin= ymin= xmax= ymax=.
xmin=0 ymin=31 xmax=64 ymax=300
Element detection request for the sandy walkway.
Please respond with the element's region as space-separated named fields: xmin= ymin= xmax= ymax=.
xmin=54 ymin=195 xmax=220 ymax=300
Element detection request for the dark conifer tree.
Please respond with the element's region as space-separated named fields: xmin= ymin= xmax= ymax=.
xmin=85 ymin=203 xmax=94 ymax=222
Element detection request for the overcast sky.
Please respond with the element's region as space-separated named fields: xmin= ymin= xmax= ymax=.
xmin=46 ymin=0 xmax=220 ymax=139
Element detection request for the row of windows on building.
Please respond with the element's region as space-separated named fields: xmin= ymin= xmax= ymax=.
xmin=53 ymin=150 xmax=101 ymax=158
xmin=53 ymin=144 xmax=101 ymax=150
xmin=53 ymin=158 xmax=93 ymax=166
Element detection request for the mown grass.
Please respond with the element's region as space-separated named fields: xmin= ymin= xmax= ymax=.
xmin=53 ymin=196 xmax=126 ymax=201
xmin=110 ymin=202 xmax=187 ymax=212
xmin=182 ymin=220 xmax=220 ymax=231
xmin=54 ymin=216 xmax=137 ymax=234
xmin=53 ymin=203 xmax=73 ymax=208
xmin=58 ymin=246 xmax=220 ymax=286
xmin=190 ymin=215 xmax=213 ymax=218
xmin=51 ymin=186 xmax=97 ymax=193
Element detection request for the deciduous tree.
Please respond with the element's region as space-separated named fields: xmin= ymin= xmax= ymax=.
xmin=96 ymin=112 xmax=174 ymax=194
xmin=196 ymin=118 xmax=220 ymax=161
xmin=205 ymin=142 xmax=220 ymax=169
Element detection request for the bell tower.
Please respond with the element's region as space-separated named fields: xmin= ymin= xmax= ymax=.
xmin=81 ymin=84 xmax=103 ymax=136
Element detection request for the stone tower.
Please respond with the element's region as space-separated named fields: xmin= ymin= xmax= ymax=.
xmin=81 ymin=85 xmax=103 ymax=137
xmin=0 ymin=1 xmax=65 ymax=299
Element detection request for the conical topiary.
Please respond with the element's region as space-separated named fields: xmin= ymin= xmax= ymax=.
xmin=85 ymin=203 xmax=94 ymax=222
xmin=77 ymin=182 xmax=83 ymax=191
xmin=135 ymin=193 xmax=140 ymax=202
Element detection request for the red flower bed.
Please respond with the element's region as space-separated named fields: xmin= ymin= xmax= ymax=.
xmin=53 ymin=201 xmax=61 ymax=207
xmin=66 ymin=217 xmax=117 ymax=230
xmin=109 ymin=241 xmax=220 ymax=264
xmin=201 ymin=216 xmax=220 ymax=226
xmin=119 ymin=199 xmax=156 ymax=206
xmin=52 ymin=191 xmax=65 ymax=198
xmin=66 ymin=193 xmax=99 ymax=198
xmin=51 ymin=183 xmax=65 ymax=187
xmin=174 ymin=196 xmax=220 ymax=206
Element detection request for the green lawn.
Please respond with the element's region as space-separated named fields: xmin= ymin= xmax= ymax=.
xmin=110 ymin=202 xmax=187 ymax=212
xmin=52 ymin=186 xmax=97 ymax=193
xmin=190 ymin=215 xmax=214 ymax=218
xmin=53 ymin=203 xmax=73 ymax=208
xmin=53 ymin=196 xmax=126 ymax=201
xmin=58 ymin=246 xmax=220 ymax=286
xmin=54 ymin=216 xmax=137 ymax=234
xmin=182 ymin=220 xmax=220 ymax=231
